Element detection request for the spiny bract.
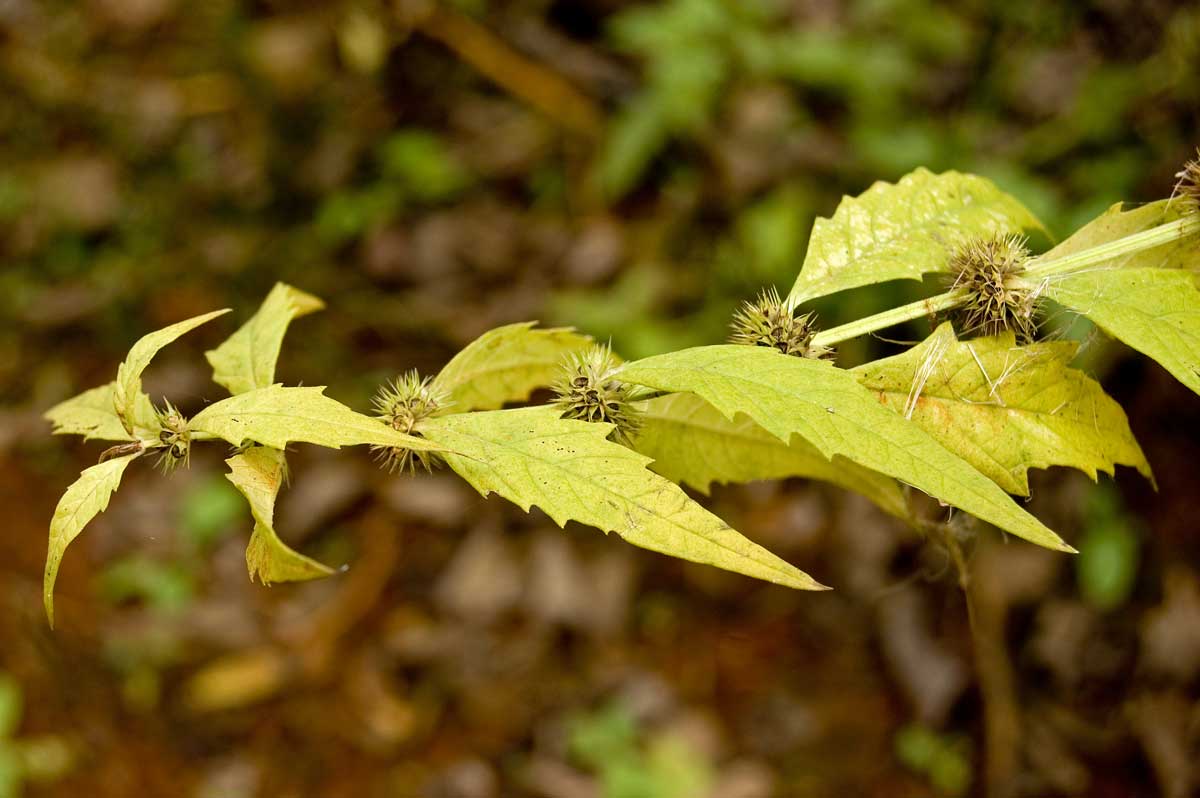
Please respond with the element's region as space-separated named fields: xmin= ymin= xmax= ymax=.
xmin=948 ymin=232 xmax=1037 ymax=342
xmin=552 ymin=345 xmax=640 ymax=445
xmin=372 ymin=370 xmax=446 ymax=473
xmin=729 ymin=287 xmax=832 ymax=359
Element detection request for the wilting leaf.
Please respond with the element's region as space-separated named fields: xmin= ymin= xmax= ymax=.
xmin=787 ymin=168 xmax=1044 ymax=305
xmin=420 ymin=406 xmax=825 ymax=591
xmin=1040 ymin=199 xmax=1192 ymax=267
xmin=206 ymin=283 xmax=324 ymax=396
xmin=113 ymin=309 xmax=230 ymax=435
xmin=854 ymin=323 xmax=1153 ymax=495
xmin=618 ymin=346 xmax=1071 ymax=551
xmin=432 ymin=322 xmax=594 ymax=412
xmin=44 ymin=453 xmax=139 ymax=626
xmin=45 ymin=382 xmax=160 ymax=442
xmin=190 ymin=385 xmax=443 ymax=452
xmin=1043 ymin=268 xmax=1200 ymax=396
xmin=633 ymin=393 xmax=908 ymax=519
xmin=225 ymin=446 xmax=334 ymax=584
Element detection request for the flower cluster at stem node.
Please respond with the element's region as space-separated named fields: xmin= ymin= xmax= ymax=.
xmin=155 ymin=400 xmax=191 ymax=473
xmin=552 ymin=345 xmax=640 ymax=446
xmin=729 ymin=287 xmax=833 ymax=360
xmin=372 ymin=371 xmax=446 ymax=474
xmin=948 ymin=232 xmax=1038 ymax=342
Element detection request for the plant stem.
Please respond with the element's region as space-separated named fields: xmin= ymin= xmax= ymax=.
xmin=812 ymin=216 xmax=1200 ymax=348
xmin=811 ymin=291 xmax=965 ymax=348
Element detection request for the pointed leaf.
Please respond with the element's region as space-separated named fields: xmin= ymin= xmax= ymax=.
xmin=1041 ymin=199 xmax=1192 ymax=266
xmin=1043 ymin=268 xmax=1200 ymax=396
xmin=618 ymin=346 xmax=1071 ymax=551
xmin=44 ymin=453 xmax=139 ymax=626
xmin=190 ymin=385 xmax=444 ymax=451
xmin=206 ymin=283 xmax=325 ymax=396
xmin=787 ymin=168 xmax=1045 ymax=305
xmin=421 ymin=406 xmax=825 ymax=591
xmin=432 ymin=322 xmax=594 ymax=412
xmin=45 ymin=382 xmax=160 ymax=442
xmin=225 ymin=446 xmax=334 ymax=584
xmin=633 ymin=393 xmax=909 ymax=519
xmin=114 ymin=309 xmax=230 ymax=434
xmin=853 ymin=323 xmax=1153 ymax=495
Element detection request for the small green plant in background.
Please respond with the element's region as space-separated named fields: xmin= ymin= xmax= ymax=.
xmin=0 ymin=673 xmax=73 ymax=798
xmin=1076 ymin=485 xmax=1141 ymax=612
xmin=894 ymin=722 xmax=973 ymax=796
xmin=40 ymin=153 xmax=1200 ymax=627
xmin=315 ymin=128 xmax=471 ymax=246
xmin=569 ymin=702 xmax=713 ymax=798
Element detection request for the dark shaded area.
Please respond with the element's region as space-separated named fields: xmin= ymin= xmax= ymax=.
xmin=1 ymin=1 xmax=1199 ymax=796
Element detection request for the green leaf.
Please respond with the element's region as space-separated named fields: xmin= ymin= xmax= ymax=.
xmin=114 ymin=309 xmax=230 ymax=435
xmin=189 ymin=385 xmax=444 ymax=452
xmin=787 ymin=168 xmax=1045 ymax=305
xmin=206 ymin=283 xmax=324 ymax=396
xmin=1042 ymin=268 xmax=1200 ymax=396
xmin=618 ymin=346 xmax=1071 ymax=551
xmin=225 ymin=446 xmax=334 ymax=585
xmin=432 ymin=322 xmax=594 ymax=412
xmin=44 ymin=382 xmax=159 ymax=442
xmin=420 ymin=406 xmax=825 ymax=591
xmin=853 ymin=323 xmax=1153 ymax=496
xmin=44 ymin=452 xmax=139 ymax=626
xmin=633 ymin=393 xmax=909 ymax=519
xmin=1041 ymin=199 xmax=1192 ymax=266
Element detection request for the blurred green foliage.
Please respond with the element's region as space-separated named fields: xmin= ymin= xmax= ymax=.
xmin=1076 ymin=484 xmax=1141 ymax=611
xmin=569 ymin=702 xmax=714 ymax=798
xmin=0 ymin=674 xmax=72 ymax=798
xmin=894 ymin=722 xmax=973 ymax=796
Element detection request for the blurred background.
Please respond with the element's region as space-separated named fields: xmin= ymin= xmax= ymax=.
xmin=1 ymin=0 xmax=1199 ymax=796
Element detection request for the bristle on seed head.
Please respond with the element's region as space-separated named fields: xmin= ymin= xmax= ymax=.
xmin=371 ymin=370 xmax=446 ymax=474
xmin=1174 ymin=149 xmax=1200 ymax=212
xmin=552 ymin=345 xmax=640 ymax=445
xmin=948 ymin=232 xmax=1038 ymax=342
xmin=729 ymin=287 xmax=833 ymax=360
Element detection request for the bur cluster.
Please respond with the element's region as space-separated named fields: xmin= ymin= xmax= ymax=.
xmin=552 ymin=345 xmax=641 ymax=445
xmin=729 ymin=287 xmax=832 ymax=359
xmin=372 ymin=371 xmax=445 ymax=473
xmin=948 ymin=233 xmax=1038 ymax=342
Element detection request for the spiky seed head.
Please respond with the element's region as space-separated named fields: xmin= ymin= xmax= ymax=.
xmin=371 ymin=370 xmax=446 ymax=474
xmin=948 ymin=232 xmax=1038 ymax=342
xmin=1174 ymin=149 xmax=1200 ymax=212
xmin=155 ymin=399 xmax=191 ymax=473
xmin=552 ymin=345 xmax=641 ymax=445
xmin=729 ymin=287 xmax=833 ymax=359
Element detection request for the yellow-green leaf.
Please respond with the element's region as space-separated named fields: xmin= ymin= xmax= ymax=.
xmin=788 ymin=168 xmax=1045 ymax=306
xmin=633 ymin=393 xmax=909 ymax=519
xmin=618 ymin=346 xmax=1071 ymax=552
xmin=853 ymin=323 xmax=1153 ymax=496
xmin=1041 ymin=199 xmax=1192 ymax=267
xmin=225 ymin=446 xmax=334 ymax=585
xmin=1043 ymin=268 xmax=1200 ymax=396
xmin=206 ymin=283 xmax=324 ymax=396
xmin=431 ymin=322 xmax=594 ymax=412
xmin=114 ymin=309 xmax=230 ymax=435
xmin=421 ymin=406 xmax=825 ymax=591
xmin=190 ymin=385 xmax=443 ymax=452
xmin=45 ymin=382 xmax=160 ymax=442
xmin=44 ymin=453 xmax=139 ymax=626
